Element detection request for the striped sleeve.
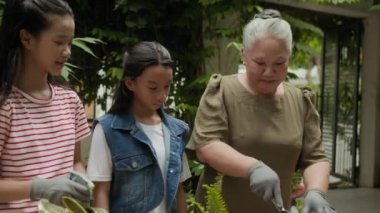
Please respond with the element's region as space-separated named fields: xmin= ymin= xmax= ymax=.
xmin=73 ymin=93 xmax=91 ymax=142
xmin=0 ymin=86 xmax=91 ymax=212
xmin=0 ymin=104 xmax=11 ymax=155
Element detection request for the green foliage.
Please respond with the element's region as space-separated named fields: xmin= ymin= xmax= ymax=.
xmin=283 ymin=14 xmax=323 ymax=36
xmin=284 ymin=14 xmax=323 ymax=69
xmin=0 ymin=0 xmax=4 ymax=24
xmin=204 ymin=175 xmax=227 ymax=213
xmin=291 ymin=170 xmax=303 ymax=192
xmin=370 ymin=4 xmax=380 ymax=11
xmin=188 ymin=174 xmax=228 ymax=213
xmin=69 ymin=0 xmax=209 ymax=115
xmin=294 ymin=198 xmax=305 ymax=212
xmin=66 ymin=0 xmax=327 ymax=121
xmin=299 ymin=0 xmax=360 ymax=4
xmin=225 ymin=10 xmax=324 ymax=70
xmin=189 ymin=160 xmax=205 ymax=177
xmin=72 ymin=37 xmax=105 ymax=59
xmin=186 ymin=169 xmax=306 ymax=212
xmin=62 ymin=37 xmax=104 ymax=82
xmin=291 ymin=170 xmax=305 ymax=212
xmin=62 ymin=62 xmax=80 ymax=81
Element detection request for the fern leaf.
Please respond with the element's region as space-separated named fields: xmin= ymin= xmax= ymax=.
xmin=204 ymin=185 xmax=228 ymax=213
xmin=187 ymin=193 xmax=206 ymax=213
xmin=204 ymin=174 xmax=228 ymax=213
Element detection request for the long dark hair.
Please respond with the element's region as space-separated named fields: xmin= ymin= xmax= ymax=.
xmin=108 ymin=41 xmax=175 ymax=114
xmin=0 ymin=0 xmax=74 ymax=104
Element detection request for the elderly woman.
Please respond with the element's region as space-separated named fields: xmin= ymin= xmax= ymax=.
xmin=187 ymin=9 xmax=335 ymax=213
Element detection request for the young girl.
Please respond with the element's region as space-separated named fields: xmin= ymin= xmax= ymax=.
xmin=86 ymin=41 xmax=191 ymax=213
xmin=0 ymin=0 xmax=92 ymax=212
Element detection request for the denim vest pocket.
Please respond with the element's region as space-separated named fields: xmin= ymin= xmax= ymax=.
xmin=114 ymin=154 xmax=154 ymax=171
xmin=111 ymin=153 xmax=157 ymax=212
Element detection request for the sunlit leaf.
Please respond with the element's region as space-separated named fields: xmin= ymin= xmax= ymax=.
xmin=72 ymin=39 xmax=98 ymax=58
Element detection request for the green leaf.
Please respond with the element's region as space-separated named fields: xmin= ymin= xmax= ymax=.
xmin=64 ymin=62 xmax=81 ymax=69
xmin=73 ymin=37 xmax=105 ymax=45
xmin=61 ymin=65 xmax=72 ymax=80
xmin=62 ymin=62 xmax=81 ymax=82
xmin=204 ymin=175 xmax=228 ymax=213
xmin=284 ymin=14 xmax=323 ymax=36
xmin=72 ymin=40 xmax=98 ymax=59
xmin=226 ymin=41 xmax=242 ymax=52
xmin=189 ymin=160 xmax=205 ymax=176
xmin=301 ymin=0 xmax=360 ymax=4
xmin=106 ymin=67 xmax=124 ymax=80
xmin=370 ymin=4 xmax=380 ymax=11
xmin=187 ymin=196 xmax=206 ymax=213
xmin=295 ymin=42 xmax=319 ymax=55
xmin=186 ymin=73 xmax=214 ymax=89
xmin=175 ymin=103 xmax=198 ymax=114
xmin=198 ymin=0 xmax=222 ymax=6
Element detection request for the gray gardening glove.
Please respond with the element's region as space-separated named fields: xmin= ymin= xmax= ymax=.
xmin=30 ymin=175 xmax=91 ymax=206
xmin=302 ymin=189 xmax=336 ymax=213
xmin=248 ymin=161 xmax=284 ymax=209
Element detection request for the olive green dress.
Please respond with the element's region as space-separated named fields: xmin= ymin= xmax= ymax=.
xmin=186 ymin=74 xmax=328 ymax=213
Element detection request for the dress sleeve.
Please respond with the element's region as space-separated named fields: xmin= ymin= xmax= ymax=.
xmin=297 ymin=88 xmax=329 ymax=170
xmin=186 ymin=74 xmax=228 ymax=150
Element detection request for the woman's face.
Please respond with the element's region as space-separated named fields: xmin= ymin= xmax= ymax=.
xmin=243 ymin=35 xmax=290 ymax=96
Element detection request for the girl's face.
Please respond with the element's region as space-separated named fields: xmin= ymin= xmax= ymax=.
xmin=243 ymin=35 xmax=290 ymax=96
xmin=125 ymin=65 xmax=173 ymax=112
xmin=22 ymin=14 xmax=74 ymax=76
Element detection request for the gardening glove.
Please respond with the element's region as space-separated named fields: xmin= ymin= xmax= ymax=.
xmin=30 ymin=175 xmax=91 ymax=206
xmin=248 ymin=161 xmax=284 ymax=209
xmin=290 ymin=205 xmax=299 ymax=213
xmin=302 ymin=189 xmax=336 ymax=213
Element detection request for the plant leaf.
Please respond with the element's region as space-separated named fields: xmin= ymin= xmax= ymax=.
xmin=370 ymin=4 xmax=380 ymax=11
xmin=72 ymin=40 xmax=98 ymax=58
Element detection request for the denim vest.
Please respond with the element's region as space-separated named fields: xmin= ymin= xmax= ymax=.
xmin=94 ymin=108 xmax=189 ymax=213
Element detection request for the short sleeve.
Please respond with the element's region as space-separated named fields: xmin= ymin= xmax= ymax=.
xmin=74 ymin=94 xmax=91 ymax=142
xmin=87 ymin=124 xmax=113 ymax=181
xmin=186 ymin=74 xmax=228 ymax=150
xmin=297 ymin=88 xmax=329 ymax=170
xmin=0 ymin=104 xmax=11 ymax=156
xmin=180 ymin=153 xmax=192 ymax=182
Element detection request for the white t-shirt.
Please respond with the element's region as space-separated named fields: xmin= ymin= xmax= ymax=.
xmin=87 ymin=123 xmax=191 ymax=213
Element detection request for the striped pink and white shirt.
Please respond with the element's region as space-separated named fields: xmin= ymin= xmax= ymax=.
xmin=0 ymin=84 xmax=91 ymax=212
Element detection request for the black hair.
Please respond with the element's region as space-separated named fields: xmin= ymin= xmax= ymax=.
xmin=108 ymin=41 xmax=175 ymax=114
xmin=0 ymin=0 xmax=74 ymax=104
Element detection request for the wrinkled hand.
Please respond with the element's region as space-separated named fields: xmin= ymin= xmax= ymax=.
xmin=248 ymin=161 xmax=284 ymax=209
xmin=302 ymin=189 xmax=336 ymax=213
xmin=30 ymin=175 xmax=91 ymax=206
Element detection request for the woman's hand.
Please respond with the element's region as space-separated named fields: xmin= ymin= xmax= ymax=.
xmin=302 ymin=189 xmax=336 ymax=213
xmin=248 ymin=161 xmax=284 ymax=209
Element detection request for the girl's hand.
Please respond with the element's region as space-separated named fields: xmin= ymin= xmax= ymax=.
xmin=30 ymin=176 xmax=91 ymax=206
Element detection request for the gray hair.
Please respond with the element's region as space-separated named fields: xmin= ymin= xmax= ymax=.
xmin=242 ymin=9 xmax=293 ymax=54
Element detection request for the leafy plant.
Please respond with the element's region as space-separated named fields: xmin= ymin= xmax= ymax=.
xmin=299 ymin=0 xmax=359 ymax=4
xmin=62 ymin=37 xmax=104 ymax=81
xmin=187 ymin=171 xmax=304 ymax=212
xmin=371 ymin=5 xmax=380 ymax=11
xmin=187 ymin=174 xmax=228 ymax=213
xmin=291 ymin=170 xmax=305 ymax=212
